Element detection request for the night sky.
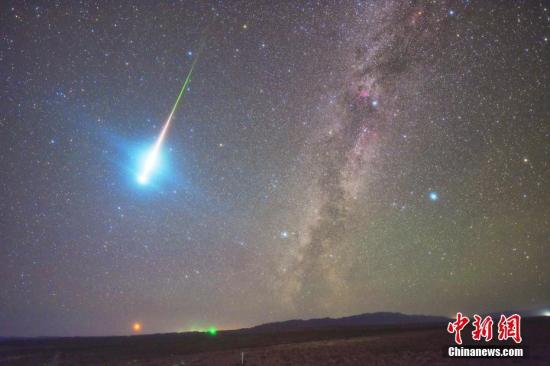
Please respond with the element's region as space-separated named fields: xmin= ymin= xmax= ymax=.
xmin=1 ymin=1 xmax=549 ymax=337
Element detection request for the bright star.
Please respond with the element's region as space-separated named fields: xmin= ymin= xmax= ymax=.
xmin=429 ymin=192 xmax=439 ymax=201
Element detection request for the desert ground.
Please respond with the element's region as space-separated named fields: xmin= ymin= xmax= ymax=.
xmin=1 ymin=317 xmax=548 ymax=365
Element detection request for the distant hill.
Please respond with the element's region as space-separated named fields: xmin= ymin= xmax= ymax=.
xmin=241 ymin=312 xmax=450 ymax=333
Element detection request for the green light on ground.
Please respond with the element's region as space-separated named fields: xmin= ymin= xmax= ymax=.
xmin=206 ymin=327 xmax=217 ymax=336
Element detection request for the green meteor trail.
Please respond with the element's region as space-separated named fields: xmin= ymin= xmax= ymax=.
xmin=137 ymin=51 xmax=202 ymax=185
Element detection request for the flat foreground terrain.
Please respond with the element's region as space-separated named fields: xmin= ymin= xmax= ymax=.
xmin=1 ymin=318 xmax=548 ymax=365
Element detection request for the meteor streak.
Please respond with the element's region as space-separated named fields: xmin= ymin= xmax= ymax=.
xmin=137 ymin=51 xmax=201 ymax=185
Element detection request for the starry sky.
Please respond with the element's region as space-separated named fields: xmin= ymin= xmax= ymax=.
xmin=1 ymin=1 xmax=549 ymax=337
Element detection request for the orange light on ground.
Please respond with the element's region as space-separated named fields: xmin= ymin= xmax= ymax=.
xmin=132 ymin=322 xmax=142 ymax=332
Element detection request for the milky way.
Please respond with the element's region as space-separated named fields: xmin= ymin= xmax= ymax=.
xmin=280 ymin=1 xmax=459 ymax=313
xmin=1 ymin=1 xmax=549 ymax=336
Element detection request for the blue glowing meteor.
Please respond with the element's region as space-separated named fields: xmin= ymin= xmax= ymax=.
xmin=137 ymin=52 xmax=201 ymax=185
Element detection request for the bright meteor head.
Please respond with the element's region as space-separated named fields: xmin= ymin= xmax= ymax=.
xmin=137 ymin=173 xmax=150 ymax=185
xmin=137 ymin=146 xmax=160 ymax=185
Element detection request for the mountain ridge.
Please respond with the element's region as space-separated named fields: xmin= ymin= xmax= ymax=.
xmin=238 ymin=311 xmax=450 ymax=333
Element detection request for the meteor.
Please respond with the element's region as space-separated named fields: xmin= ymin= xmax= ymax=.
xmin=137 ymin=51 xmax=201 ymax=185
